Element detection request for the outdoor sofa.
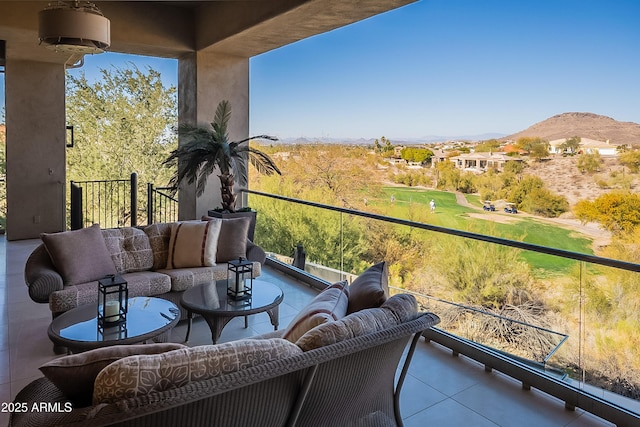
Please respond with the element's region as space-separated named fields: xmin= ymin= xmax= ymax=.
xmin=24 ymin=218 xmax=265 ymax=323
xmin=10 ymin=285 xmax=440 ymax=427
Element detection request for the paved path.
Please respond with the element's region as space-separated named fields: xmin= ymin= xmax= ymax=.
xmin=455 ymin=192 xmax=475 ymax=209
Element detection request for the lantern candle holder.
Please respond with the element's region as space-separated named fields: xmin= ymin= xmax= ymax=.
xmin=97 ymin=274 xmax=128 ymax=334
xmin=227 ymin=257 xmax=253 ymax=302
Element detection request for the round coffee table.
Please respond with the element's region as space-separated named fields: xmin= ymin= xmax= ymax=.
xmin=48 ymin=297 xmax=180 ymax=353
xmin=181 ymin=280 xmax=284 ymax=344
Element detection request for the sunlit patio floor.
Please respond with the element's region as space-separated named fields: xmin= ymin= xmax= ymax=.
xmin=0 ymin=237 xmax=616 ymax=426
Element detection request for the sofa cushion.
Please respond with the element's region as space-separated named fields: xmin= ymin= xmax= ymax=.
xmin=347 ymin=261 xmax=389 ymax=314
xmin=93 ymin=338 xmax=302 ymax=405
xmin=39 ymin=343 xmax=185 ymax=407
xmin=143 ymin=223 xmax=174 ymax=270
xmin=41 ymin=224 xmax=117 ymax=286
xmin=215 ymin=217 xmax=251 ymax=263
xmin=49 ymin=271 xmax=172 ymax=313
xmin=282 ymin=281 xmax=350 ymax=343
xmin=166 ymin=220 xmax=223 ymax=269
xmin=102 ymin=227 xmax=153 ymax=273
xmin=296 ymin=294 xmax=419 ymax=351
xmin=156 ymin=267 xmax=215 ymax=292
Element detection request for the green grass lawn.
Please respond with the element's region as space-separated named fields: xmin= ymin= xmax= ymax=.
xmin=371 ymin=187 xmax=593 ymax=275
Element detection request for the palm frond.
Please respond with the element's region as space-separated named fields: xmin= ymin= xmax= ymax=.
xmin=248 ymin=148 xmax=282 ymax=175
xmin=211 ymin=100 xmax=231 ymax=143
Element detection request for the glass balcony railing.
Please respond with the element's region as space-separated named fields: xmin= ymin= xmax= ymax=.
xmin=245 ymin=189 xmax=640 ymax=425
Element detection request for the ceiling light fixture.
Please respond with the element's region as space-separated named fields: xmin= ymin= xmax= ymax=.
xmin=38 ymin=1 xmax=110 ymax=54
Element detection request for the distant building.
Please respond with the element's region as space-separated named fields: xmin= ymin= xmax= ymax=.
xmin=549 ymin=137 xmax=620 ymax=156
xmin=429 ymin=149 xmax=449 ymax=168
xmin=448 ymin=152 xmax=523 ymax=173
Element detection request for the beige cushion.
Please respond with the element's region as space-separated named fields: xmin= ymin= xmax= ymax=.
xmin=166 ymin=220 xmax=222 ymax=269
xmin=49 ymin=271 xmax=172 ymax=313
xmin=296 ymin=294 xmax=419 ymax=351
xmin=102 ymin=227 xmax=153 ymax=273
xmin=282 ymin=281 xmax=350 ymax=343
xmin=93 ymin=338 xmax=302 ymax=404
xmin=39 ymin=343 xmax=185 ymax=407
xmin=41 ymin=224 xmax=117 ymax=286
xmin=347 ymin=261 xmax=389 ymax=314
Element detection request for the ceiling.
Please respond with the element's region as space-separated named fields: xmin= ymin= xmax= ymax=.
xmin=0 ymin=0 xmax=415 ymax=65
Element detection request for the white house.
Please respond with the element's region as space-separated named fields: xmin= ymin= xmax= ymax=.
xmin=448 ymin=152 xmax=523 ymax=173
xmin=549 ymin=137 xmax=620 ymax=156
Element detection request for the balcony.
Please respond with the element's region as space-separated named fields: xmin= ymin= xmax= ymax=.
xmin=0 ymin=235 xmax=632 ymax=427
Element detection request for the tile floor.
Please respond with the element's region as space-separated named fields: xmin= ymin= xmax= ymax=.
xmin=0 ymin=237 xmax=618 ymax=426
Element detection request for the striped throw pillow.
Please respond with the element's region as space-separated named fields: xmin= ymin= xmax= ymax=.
xmin=166 ymin=220 xmax=222 ymax=269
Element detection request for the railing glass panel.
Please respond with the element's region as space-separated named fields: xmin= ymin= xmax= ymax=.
xmin=247 ymin=189 xmax=640 ymax=416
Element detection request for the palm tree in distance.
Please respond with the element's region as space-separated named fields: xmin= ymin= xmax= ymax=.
xmin=164 ymin=100 xmax=281 ymax=212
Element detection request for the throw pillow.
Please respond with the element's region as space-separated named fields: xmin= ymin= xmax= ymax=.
xmin=143 ymin=222 xmax=174 ymax=270
xmin=166 ymin=220 xmax=222 ymax=269
xmin=202 ymin=216 xmax=251 ymax=263
xmin=93 ymin=338 xmax=302 ymax=405
xmin=282 ymin=281 xmax=350 ymax=343
xmin=102 ymin=227 xmax=153 ymax=273
xmin=39 ymin=343 xmax=185 ymax=407
xmin=41 ymin=224 xmax=117 ymax=286
xmin=295 ymin=293 xmax=419 ymax=351
xmin=347 ymin=261 xmax=389 ymax=314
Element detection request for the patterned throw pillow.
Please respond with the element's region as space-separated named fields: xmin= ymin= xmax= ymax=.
xmin=295 ymin=294 xmax=419 ymax=351
xmin=143 ymin=223 xmax=174 ymax=270
xmin=166 ymin=220 xmax=222 ymax=269
xmin=41 ymin=224 xmax=117 ymax=286
xmin=102 ymin=227 xmax=153 ymax=273
xmin=282 ymin=281 xmax=350 ymax=343
xmin=92 ymin=338 xmax=302 ymax=405
xmin=347 ymin=261 xmax=389 ymax=314
xmin=39 ymin=343 xmax=185 ymax=407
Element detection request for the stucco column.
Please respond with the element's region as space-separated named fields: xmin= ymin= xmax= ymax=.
xmin=177 ymin=51 xmax=249 ymax=220
xmin=5 ymin=60 xmax=66 ymax=240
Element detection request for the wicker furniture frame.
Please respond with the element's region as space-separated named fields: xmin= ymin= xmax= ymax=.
xmin=10 ymin=312 xmax=440 ymax=427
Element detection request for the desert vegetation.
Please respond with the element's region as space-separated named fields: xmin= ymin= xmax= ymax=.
xmin=249 ymin=138 xmax=640 ymax=399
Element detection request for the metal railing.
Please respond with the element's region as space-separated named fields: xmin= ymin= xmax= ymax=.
xmin=70 ymin=173 xmax=138 ymax=229
xmin=147 ymin=184 xmax=178 ymax=224
xmin=69 ymin=174 xmax=179 ymax=229
xmin=243 ymin=188 xmax=640 ymax=426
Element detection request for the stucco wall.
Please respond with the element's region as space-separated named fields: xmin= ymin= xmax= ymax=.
xmin=5 ymin=60 xmax=66 ymax=240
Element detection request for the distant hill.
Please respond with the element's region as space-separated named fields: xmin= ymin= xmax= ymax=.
xmin=278 ymin=132 xmax=507 ymax=146
xmin=504 ymin=112 xmax=640 ymax=146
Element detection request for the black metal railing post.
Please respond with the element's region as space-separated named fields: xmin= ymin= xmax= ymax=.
xmin=70 ymin=181 xmax=83 ymax=230
xmin=147 ymin=183 xmax=153 ymax=225
xmin=130 ymin=172 xmax=138 ymax=227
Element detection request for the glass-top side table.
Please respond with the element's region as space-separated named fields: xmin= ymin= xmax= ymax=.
xmin=181 ymin=279 xmax=284 ymax=344
xmin=48 ymin=297 xmax=180 ymax=353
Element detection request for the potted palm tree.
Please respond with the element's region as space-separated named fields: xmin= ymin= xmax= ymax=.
xmin=163 ymin=100 xmax=281 ymax=239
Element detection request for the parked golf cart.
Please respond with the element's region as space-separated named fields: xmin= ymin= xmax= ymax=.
xmin=504 ymin=203 xmax=518 ymax=214
xmin=483 ymin=201 xmax=496 ymax=211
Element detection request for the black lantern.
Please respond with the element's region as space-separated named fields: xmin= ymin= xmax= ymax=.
xmin=227 ymin=257 xmax=253 ymax=301
xmin=97 ymin=274 xmax=128 ymax=333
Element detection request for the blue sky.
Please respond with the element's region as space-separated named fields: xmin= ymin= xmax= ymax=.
xmin=2 ymin=0 xmax=639 ymax=140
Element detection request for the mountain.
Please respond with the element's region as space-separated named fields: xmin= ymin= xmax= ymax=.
xmin=277 ymin=132 xmax=507 ymax=146
xmin=504 ymin=112 xmax=640 ymax=146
